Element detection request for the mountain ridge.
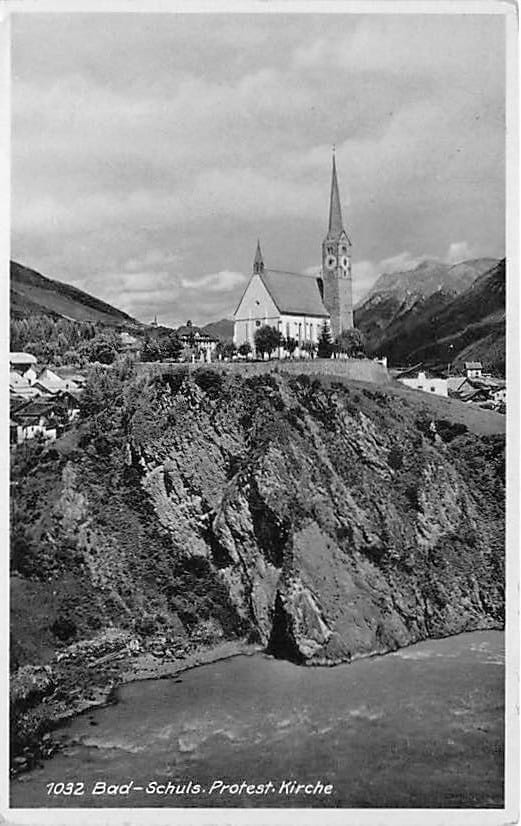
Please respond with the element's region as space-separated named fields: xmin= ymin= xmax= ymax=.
xmin=366 ymin=259 xmax=505 ymax=372
xmin=10 ymin=261 xmax=142 ymax=329
xmin=355 ymin=257 xmax=504 ymax=373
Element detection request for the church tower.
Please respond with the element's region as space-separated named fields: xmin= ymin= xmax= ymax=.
xmin=253 ymin=239 xmax=264 ymax=274
xmin=321 ymin=151 xmax=353 ymax=338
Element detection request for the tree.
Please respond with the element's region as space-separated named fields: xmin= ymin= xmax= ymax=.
xmin=336 ymin=328 xmax=366 ymax=357
xmin=282 ymin=337 xmax=298 ymax=358
xmin=238 ymin=342 xmax=252 ymax=358
xmin=317 ymin=322 xmax=334 ymax=358
xmin=141 ymin=337 xmax=162 ymax=362
xmin=215 ymin=341 xmax=236 ymax=361
xmin=161 ymin=332 xmax=183 ymax=361
xmin=254 ymin=325 xmax=283 ymax=359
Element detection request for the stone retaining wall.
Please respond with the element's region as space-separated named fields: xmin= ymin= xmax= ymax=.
xmin=135 ymin=358 xmax=390 ymax=385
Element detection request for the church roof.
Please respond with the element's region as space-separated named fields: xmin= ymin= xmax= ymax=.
xmin=328 ymin=153 xmax=343 ymax=238
xmin=325 ymin=152 xmax=351 ymax=244
xmin=260 ymin=270 xmax=328 ymax=317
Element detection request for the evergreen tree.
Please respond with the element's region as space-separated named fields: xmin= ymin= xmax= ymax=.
xmin=317 ymin=322 xmax=334 ymax=358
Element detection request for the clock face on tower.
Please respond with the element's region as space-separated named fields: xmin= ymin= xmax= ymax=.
xmin=340 ymin=255 xmax=349 ymax=269
xmin=325 ymin=254 xmax=337 ymax=270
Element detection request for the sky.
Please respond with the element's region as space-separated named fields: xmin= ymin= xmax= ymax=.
xmin=11 ymin=12 xmax=506 ymax=327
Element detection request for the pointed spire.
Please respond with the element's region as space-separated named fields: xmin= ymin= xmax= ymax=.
xmin=253 ymin=239 xmax=264 ymax=274
xmin=328 ymin=148 xmax=344 ymax=238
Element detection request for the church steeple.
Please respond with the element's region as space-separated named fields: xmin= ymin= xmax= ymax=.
xmin=253 ymin=239 xmax=264 ymax=274
xmin=328 ymin=149 xmax=343 ymax=239
xmin=321 ymin=150 xmax=354 ymax=337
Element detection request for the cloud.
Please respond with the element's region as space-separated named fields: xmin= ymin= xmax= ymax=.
xmin=10 ymin=14 xmax=506 ymax=327
xmin=181 ymin=270 xmax=247 ymax=292
xmin=446 ymin=241 xmax=475 ymax=264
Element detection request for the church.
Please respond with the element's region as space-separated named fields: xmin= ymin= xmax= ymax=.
xmin=233 ymin=153 xmax=354 ymax=355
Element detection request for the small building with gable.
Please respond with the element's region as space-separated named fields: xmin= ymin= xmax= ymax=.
xmin=397 ymin=368 xmax=448 ymax=397
xmin=464 ymin=361 xmax=483 ymax=379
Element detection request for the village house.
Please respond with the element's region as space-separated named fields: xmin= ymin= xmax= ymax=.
xmin=233 ymin=153 xmax=354 ymax=356
xmin=10 ymin=352 xmax=37 ymax=374
xmin=10 ymin=392 xmax=81 ymax=445
xmin=397 ymin=369 xmax=448 ymax=397
xmin=448 ymin=373 xmax=506 ymax=411
xmin=464 ymin=361 xmax=483 ymax=379
xmin=9 ymin=371 xmax=40 ymax=400
xmin=54 ymin=367 xmax=88 ymax=390
xmin=176 ymin=321 xmax=217 ymax=362
xmin=10 ymin=399 xmax=59 ymax=445
xmin=9 ymin=352 xmax=85 ymax=444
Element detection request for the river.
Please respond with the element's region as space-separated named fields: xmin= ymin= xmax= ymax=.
xmin=11 ymin=630 xmax=504 ymax=809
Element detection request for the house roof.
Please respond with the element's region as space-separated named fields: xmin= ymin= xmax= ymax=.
xmin=472 ymin=377 xmax=506 ymax=389
xmin=9 ymin=386 xmax=39 ymax=400
xmin=10 ymin=352 xmax=37 ymax=365
xmin=447 ymin=376 xmax=468 ymax=392
xmin=177 ymin=325 xmax=216 ymax=341
xmin=16 ymin=399 xmax=58 ymax=418
xmin=10 ymin=371 xmax=30 ymax=388
xmin=33 ymin=379 xmax=63 ymax=394
xmin=260 ymin=270 xmax=328 ymax=317
xmin=11 ymin=397 xmax=30 ymax=414
xmin=54 ymin=368 xmax=87 ymax=383
xmin=459 ymin=388 xmax=489 ymax=402
xmin=464 ymin=361 xmax=482 ymax=369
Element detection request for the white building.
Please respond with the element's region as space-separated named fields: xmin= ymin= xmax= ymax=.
xmin=177 ymin=321 xmax=218 ymax=363
xmin=464 ymin=361 xmax=483 ymax=379
xmin=233 ymin=247 xmax=329 ymax=356
xmin=398 ymin=370 xmax=448 ymax=397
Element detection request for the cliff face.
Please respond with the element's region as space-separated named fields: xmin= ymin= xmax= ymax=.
xmin=11 ymin=369 xmax=504 ymax=676
xmin=131 ymin=372 xmax=504 ymax=664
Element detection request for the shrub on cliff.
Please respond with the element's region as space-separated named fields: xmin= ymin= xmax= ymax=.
xmin=193 ymin=367 xmax=223 ymax=398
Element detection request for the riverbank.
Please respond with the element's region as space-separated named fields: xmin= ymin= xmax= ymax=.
xmin=10 ymin=634 xmax=259 ymax=778
xmin=11 ymin=630 xmax=505 ymax=810
xmin=12 ymin=615 xmax=504 ymax=780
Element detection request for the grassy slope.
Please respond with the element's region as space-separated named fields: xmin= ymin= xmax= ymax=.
xmin=11 ymin=261 xmax=142 ymax=328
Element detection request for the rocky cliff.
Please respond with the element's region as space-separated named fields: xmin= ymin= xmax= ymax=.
xmin=12 ymin=368 xmax=504 ymax=674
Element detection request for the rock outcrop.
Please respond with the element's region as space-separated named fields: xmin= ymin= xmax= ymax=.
xmin=11 ymin=369 xmax=504 ymax=671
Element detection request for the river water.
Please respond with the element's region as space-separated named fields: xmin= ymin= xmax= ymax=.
xmin=11 ymin=630 xmax=504 ymax=809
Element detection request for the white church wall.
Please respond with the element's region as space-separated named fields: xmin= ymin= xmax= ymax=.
xmin=280 ymin=315 xmax=326 ymax=344
xmin=233 ymin=274 xmax=280 ymax=346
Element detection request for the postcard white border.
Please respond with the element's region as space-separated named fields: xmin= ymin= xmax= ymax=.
xmin=1 ymin=2 xmax=518 ymax=825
